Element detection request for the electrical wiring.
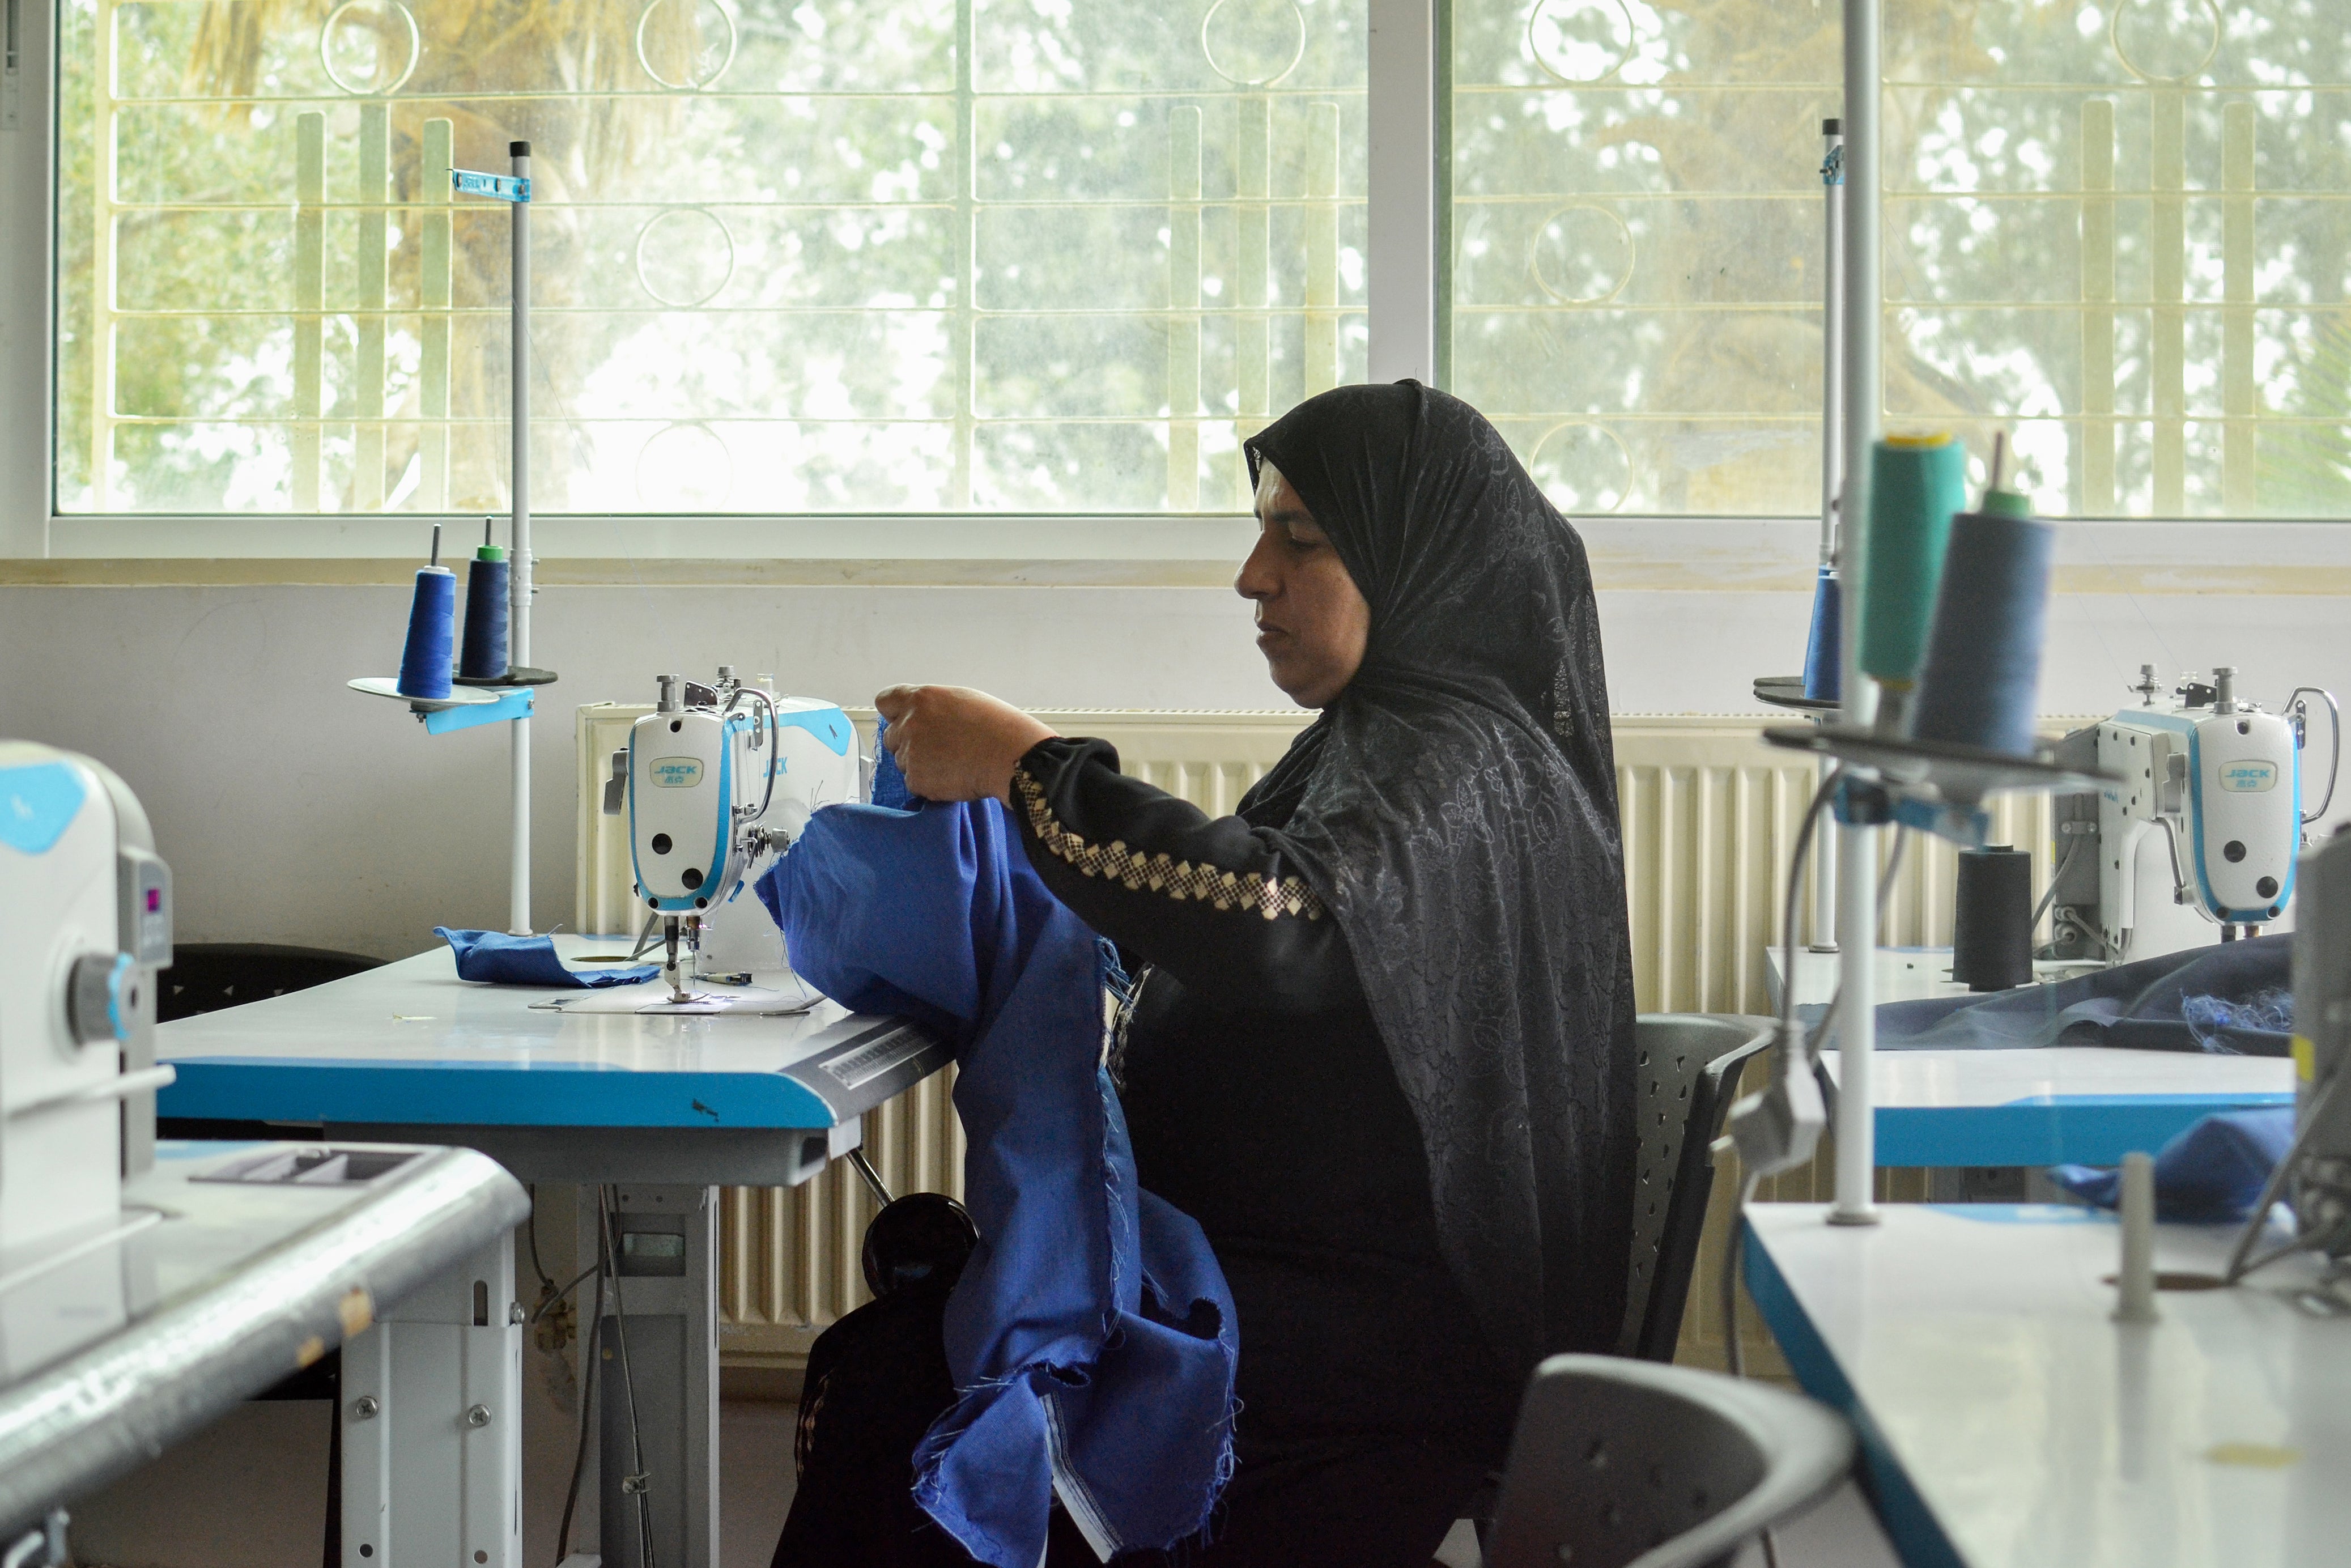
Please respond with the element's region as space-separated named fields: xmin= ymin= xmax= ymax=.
xmin=526 ymin=1183 xmax=556 ymax=1296
xmin=555 ymin=1239 xmax=605 ymax=1568
xmin=2031 ymin=832 xmax=2084 ymax=933
xmin=533 ymin=1262 xmax=601 ymax=1325
xmin=2223 ymin=1066 xmax=2346 ymax=1285
xmin=598 ymin=1187 xmax=661 ymax=1568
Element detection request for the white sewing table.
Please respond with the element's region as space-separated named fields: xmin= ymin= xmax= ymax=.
xmin=0 ymin=1140 xmax=527 ymax=1557
xmin=1768 ymin=947 xmax=2293 ymax=1167
xmin=1744 ymin=1202 xmax=2351 ymax=1568
xmin=155 ymin=937 xmax=950 ymax=1568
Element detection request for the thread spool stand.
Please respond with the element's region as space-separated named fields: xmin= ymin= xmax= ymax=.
xmin=347 ymin=142 xmax=552 ymax=934
xmin=1759 ymin=724 xmax=2114 ymax=829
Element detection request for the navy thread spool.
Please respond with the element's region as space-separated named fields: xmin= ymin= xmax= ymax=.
xmin=1951 ymin=845 xmax=2034 ymax=992
xmin=1909 ymin=506 xmax=2055 ymax=758
xmin=396 ymin=564 xmax=458 ymax=699
xmin=459 ymin=520 xmax=511 ymax=681
xmin=1801 ymin=566 xmax=1842 ymax=702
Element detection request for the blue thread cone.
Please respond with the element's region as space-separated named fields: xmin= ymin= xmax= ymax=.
xmin=459 ymin=556 xmax=512 ymax=679
xmin=1910 ymin=509 xmax=2055 ymax=758
xmin=396 ymin=566 xmax=458 ymax=699
xmin=1801 ymin=567 xmax=1842 ymax=703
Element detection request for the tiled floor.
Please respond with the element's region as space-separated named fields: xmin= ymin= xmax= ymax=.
xmin=70 ymin=1397 xmax=802 ymax=1568
xmin=68 ymin=1393 xmax=1897 ymax=1568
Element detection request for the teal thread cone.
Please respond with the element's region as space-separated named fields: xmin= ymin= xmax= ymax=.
xmin=1856 ymin=435 xmax=1968 ymax=691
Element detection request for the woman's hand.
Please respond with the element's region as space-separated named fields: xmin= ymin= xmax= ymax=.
xmin=874 ymin=686 xmax=1057 ymax=804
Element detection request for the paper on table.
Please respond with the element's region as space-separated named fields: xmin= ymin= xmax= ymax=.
xmin=530 ymin=981 xmax=819 ymax=1017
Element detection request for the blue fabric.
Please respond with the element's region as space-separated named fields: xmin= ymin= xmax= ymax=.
xmin=2048 ymin=1107 xmax=2295 ymax=1221
xmin=434 ymin=928 xmax=659 ymax=988
xmin=1855 ymin=934 xmax=2294 ymax=1055
xmin=869 ymin=716 xmax=919 ymax=810
xmin=759 ymin=800 xmax=1238 ymax=1568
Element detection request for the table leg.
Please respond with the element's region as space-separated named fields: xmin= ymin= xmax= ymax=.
xmin=585 ymin=1184 xmax=719 ymax=1568
xmin=341 ymin=1235 xmax=524 ymax=1568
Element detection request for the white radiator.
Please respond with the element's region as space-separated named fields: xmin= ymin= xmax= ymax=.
xmin=572 ymin=707 xmax=2073 ymax=1376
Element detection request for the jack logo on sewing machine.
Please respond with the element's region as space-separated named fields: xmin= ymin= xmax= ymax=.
xmin=650 ymin=757 xmax=705 ymax=787
xmin=2219 ymin=760 xmax=2279 ymax=792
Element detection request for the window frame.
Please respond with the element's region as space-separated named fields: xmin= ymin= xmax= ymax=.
xmin=3 ymin=0 xmax=2346 ymax=573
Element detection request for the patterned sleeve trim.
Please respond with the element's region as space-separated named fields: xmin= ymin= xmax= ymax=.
xmin=1013 ymin=763 xmax=1328 ymax=922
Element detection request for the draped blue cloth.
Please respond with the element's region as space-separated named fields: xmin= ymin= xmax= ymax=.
xmin=1859 ymin=935 xmax=2294 ymax=1056
xmin=759 ymin=800 xmax=1238 ymax=1568
xmin=2049 ymin=1107 xmax=2295 ymax=1222
xmin=435 ymin=927 xmax=658 ymax=988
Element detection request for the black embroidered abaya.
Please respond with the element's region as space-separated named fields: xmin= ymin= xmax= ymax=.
xmin=1008 ymin=380 xmax=1638 ymax=1564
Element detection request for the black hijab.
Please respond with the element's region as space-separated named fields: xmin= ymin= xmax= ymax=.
xmin=1238 ymin=380 xmax=1637 ymax=1372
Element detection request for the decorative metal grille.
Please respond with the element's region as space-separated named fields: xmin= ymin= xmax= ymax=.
xmin=58 ymin=0 xmax=1368 ymax=515
xmin=1450 ymin=0 xmax=2351 ymax=520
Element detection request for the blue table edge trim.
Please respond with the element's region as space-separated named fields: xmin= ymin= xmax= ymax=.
xmin=159 ymin=1057 xmax=841 ymax=1129
xmin=1740 ymin=1213 xmax=1969 ymax=1568
xmin=1874 ymin=1093 xmax=2293 ymax=1169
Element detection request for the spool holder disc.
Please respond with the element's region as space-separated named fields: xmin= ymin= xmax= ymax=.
xmin=1763 ymin=724 xmax=2118 ymax=805
xmin=1753 ymin=675 xmax=1840 ymax=715
xmin=348 ymin=676 xmax=503 ymax=713
xmin=452 ymin=666 xmax=559 ymax=688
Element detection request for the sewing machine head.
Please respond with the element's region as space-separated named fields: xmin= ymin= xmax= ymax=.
xmin=2046 ymin=668 xmax=2335 ymax=964
xmin=607 ymin=670 xmax=858 ymax=996
xmin=0 ymin=743 xmax=173 ymax=1255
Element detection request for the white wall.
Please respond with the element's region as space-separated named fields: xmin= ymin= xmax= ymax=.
xmin=5 ymin=579 xmax=2348 ymax=959
xmin=0 ymin=583 xmax=1271 ymax=957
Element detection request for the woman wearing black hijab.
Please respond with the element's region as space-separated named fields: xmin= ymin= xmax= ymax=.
xmin=877 ymin=381 xmax=1637 ymax=1566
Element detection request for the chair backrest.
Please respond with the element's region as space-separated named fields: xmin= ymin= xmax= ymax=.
xmin=159 ymin=942 xmax=383 ymax=1022
xmin=1619 ymin=1014 xmax=1774 ymax=1360
xmin=1486 ymin=1354 xmax=1853 ymax=1568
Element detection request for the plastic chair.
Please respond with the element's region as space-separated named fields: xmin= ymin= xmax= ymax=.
xmin=1485 ymin=1354 xmax=1853 ymax=1568
xmin=158 ymin=941 xmax=382 ymax=1022
xmin=1619 ymin=1014 xmax=1775 ymax=1361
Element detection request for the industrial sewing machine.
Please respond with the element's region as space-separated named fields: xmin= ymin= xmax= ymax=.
xmin=0 ymin=744 xmax=530 ymax=1557
xmin=2045 ymin=666 xmax=2338 ymax=965
xmin=603 ymin=668 xmax=860 ymax=998
xmin=0 ymin=742 xmax=173 ymax=1250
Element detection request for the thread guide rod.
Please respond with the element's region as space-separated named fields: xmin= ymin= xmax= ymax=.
xmin=1831 ymin=0 xmax=1882 ymax=1226
xmin=1813 ymin=116 xmax=1846 ymax=956
xmin=508 ymin=139 xmax=532 ymax=934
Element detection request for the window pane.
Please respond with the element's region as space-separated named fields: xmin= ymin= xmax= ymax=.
xmin=56 ymin=0 xmax=1366 ymax=515
xmin=1450 ymin=0 xmax=2351 ymax=519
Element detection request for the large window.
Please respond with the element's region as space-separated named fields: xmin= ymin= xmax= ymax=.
xmin=1451 ymin=0 xmax=2351 ymax=519
xmin=56 ymin=0 xmax=1368 ymax=515
xmin=52 ymin=0 xmax=2351 ymax=523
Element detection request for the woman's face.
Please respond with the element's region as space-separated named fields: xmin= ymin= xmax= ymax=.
xmin=1236 ymin=461 xmax=1371 ymax=709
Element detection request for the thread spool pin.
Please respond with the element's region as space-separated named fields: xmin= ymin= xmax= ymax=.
xmin=2114 ymin=1150 xmax=2159 ymax=1325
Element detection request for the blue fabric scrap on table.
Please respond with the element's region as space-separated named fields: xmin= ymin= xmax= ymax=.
xmin=2048 ymin=1106 xmax=2295 ymax=1222
xmin=1860 ymin=934 xmax=2293 ymax=1055
xmin=434 ymin=927 xmax=659 ymax=988
xmin=756 ymin=799 xmax=1236 ymax=1568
